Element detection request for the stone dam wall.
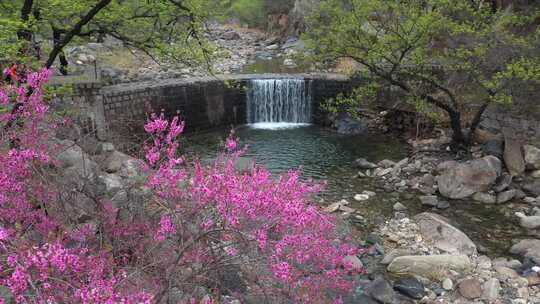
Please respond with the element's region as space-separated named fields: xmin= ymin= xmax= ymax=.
xmin=59 ymin=74 xmax=355 ymax=142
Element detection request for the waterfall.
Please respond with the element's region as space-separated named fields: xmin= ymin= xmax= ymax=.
xmin=246 ymin=79 xmax=312 ymax=128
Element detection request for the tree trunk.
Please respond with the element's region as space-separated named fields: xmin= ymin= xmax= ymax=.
xmin=16 ymin=0 xmax=35 ymax=56
xmin=447 ymin=109 xmax=469 ymax=151
xmin=52 ymin=29 xmax=68 ymax=75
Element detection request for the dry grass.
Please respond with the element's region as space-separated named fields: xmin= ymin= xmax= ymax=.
xmin=333 ymin=57 xmax=363 ymax=75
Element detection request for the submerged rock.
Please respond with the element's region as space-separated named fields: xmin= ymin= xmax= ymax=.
xmin=436 ymin=156 xmax=501 ymax=199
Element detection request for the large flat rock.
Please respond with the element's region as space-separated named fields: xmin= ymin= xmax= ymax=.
xmin=388 ymin=255 xmax=472 ymax=280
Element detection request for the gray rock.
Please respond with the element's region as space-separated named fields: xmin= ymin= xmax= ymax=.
xmin=98 ymin=173 xmax=124 ymax=193
xmin=365 ymin=277 xmax=395 ymax=304
xmin=494 ymin=266 xmax=519 ymax=279
xmin=483 ymin=139 xmax=504 ymax=158
xmin=497 ymin=189 xmax=517 ymax=203
xmin=378 ymin=159 xmax=396 ymax=168
xmin=458 ymin=278 xmax=482 ymax=300
xmin=387 ymin=255 xmax=472 ymax=280
xmin=101 ymin=142 xmax=115 ymax=152
xmin=436 ymin=156 xmax=501 ymax=199
xmin=442 ymin=278 xmax=454 ymax=290
xmin=494 ymin=173 xmax=513 ymax=192
xmin=437 ymin=201 xmax=450 ymax=209
xmin=524 ymin=145 xmax=540 ymax=170
xmin=515 ymin=212 xmax=540 ymax=229
xmin=492 ymin=257 xmax=522 ymax=270
xmin=393 ymin=202 xmax=407 ymax=211
xmin=393 ymin=277 xmax=425 ymax=299
xmin=510 ymin=239 xmax=540 ymax=264
xmin=335 ymin=116 xmax=368 ymax=135
xmin=472 ymin=192 xmax=497 ymax=204
xmin=221 ymin=31 xmax=241 ymax=40
xmin=265 ymin=44 xmax=279 ymax=50
xmin=343 ymin=255 xmax=364 ymax=270
xmin=56 ymin=140 xmax=99 ymax=180
xmin=414 ymin=212 xmax=477 ymax=255
xmin=419 ymin=195 xmax=439 ymax=207
xmin=523 ymin=180 xmax=540 ymax=196
xmin=352 ymin=295 xmax=378 ymax=304
xmin=504 ymin=135 xmax=525 ymax=176
xmin=104 ymin=151 xmax=134 ymax=173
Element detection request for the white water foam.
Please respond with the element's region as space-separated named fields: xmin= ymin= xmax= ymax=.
xmin=248 ymin=122 xmax=312 ymax=130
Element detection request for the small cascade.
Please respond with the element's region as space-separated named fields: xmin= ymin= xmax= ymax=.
xmin=246 ymin=79 xmax=312 ymax=126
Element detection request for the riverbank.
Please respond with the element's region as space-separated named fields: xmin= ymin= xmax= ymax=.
xmin=323 ymin=118 xmax=540 ymax=302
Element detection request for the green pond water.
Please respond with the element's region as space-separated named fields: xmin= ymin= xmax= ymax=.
xmin=183 ymin=124 xmax=526 ymax=257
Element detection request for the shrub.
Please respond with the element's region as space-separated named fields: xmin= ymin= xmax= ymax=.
xmin=0 ymin=67 xmax=363 ymax=303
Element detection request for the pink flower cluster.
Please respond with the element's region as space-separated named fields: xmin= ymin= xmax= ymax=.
xmin=0 ymin=67 xmax=364 ymax=303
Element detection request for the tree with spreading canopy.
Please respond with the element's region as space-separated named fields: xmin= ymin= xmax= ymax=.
xmin=305 ymin=0 xmax=540 ymax=151
xmin=0 ymin=0 xmax=217 ymax=74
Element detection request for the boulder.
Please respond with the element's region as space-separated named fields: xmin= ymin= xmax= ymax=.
xmin=510 ymin=239 xmax=540 ymax=264
xmin=387 ymin=255 xmax=472 ymax=280
xmin=504 ymin=136 xmax=525 ymax=176
xmin=436 ymin=156 xmax=501 ymax=199
xmin=414 ymin=212 xmax=477 ymax=255
xmin=524 ymin=145 xmax=540 ymax=170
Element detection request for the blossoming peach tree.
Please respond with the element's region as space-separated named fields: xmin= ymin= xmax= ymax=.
xmin=0 ymin=67 xmax=363 ymax=303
